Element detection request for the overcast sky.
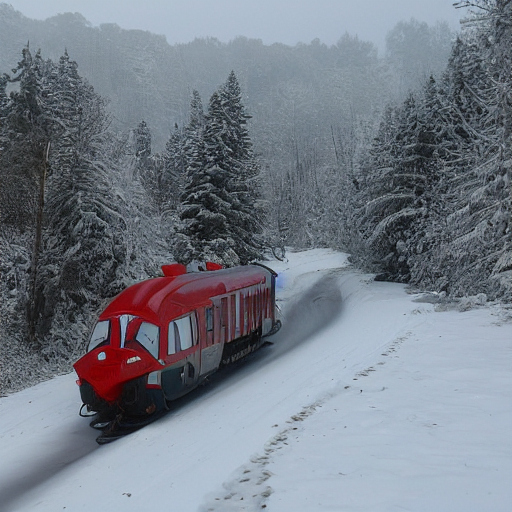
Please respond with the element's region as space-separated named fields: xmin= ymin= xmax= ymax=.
xmin=5 ymin=0 xmax=464 ymax=50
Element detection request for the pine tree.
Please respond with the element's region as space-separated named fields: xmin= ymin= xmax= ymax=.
xmin=2 ymin=48 xmax=131 ymax=350
xmin=355 ymin=78 xmax=448 ymax=282
xmin=355 ymin=1 xmax=511 ymax=300
xmin=35 ymin=51 xmax=127 ymax=347
xmin=177 ymin=90 xmax=238 ymax=265
xmin=177 ymin=75 xmax=265 ymax=266
xmin=161 ymin=123 xmax=186 ymax=211
xmin=6 ymin=47 xmax=54 ymax=345
xmin=134 ymin=120 xmax=159 ymax=202
xmin=432 ymin=0 xmax=512 ymax=299
xmin=218 ymin=71 xmax=265 ymax=263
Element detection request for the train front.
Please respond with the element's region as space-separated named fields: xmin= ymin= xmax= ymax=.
xmin=74 ymin=312 xmax=166 ymax=420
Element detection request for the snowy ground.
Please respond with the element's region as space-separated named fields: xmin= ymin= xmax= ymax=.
xmin=0 ymin=249 xmax=510 ymax=512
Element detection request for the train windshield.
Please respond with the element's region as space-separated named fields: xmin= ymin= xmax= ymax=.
xmin=87 ymin=320 xmax=110 ymax=352
xmin=120 ymin=314 xmax=160 ymax=360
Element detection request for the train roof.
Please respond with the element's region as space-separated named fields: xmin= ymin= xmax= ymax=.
xmin=99 ymin=264 xmax=273 ymax=323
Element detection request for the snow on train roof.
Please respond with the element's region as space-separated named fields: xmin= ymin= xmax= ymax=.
xmin=100 ymin=265 xmax=271 ymax=322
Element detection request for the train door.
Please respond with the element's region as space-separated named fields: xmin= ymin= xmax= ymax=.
xmin=162 ymin=314 xmax=199 ymax=399
xmin=240 ymin=292 xmax=247 ymax=336
xmin=213 ymin=301 xmax=221 ymax=344
xmin=178 ymin=314 xmax=199 ymax=387
xmin=200 ymin=304 xmax=223 ymax=377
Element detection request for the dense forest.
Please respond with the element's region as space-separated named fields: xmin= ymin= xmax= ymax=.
xmin=0 ymin=0 xmax=510 ymax=394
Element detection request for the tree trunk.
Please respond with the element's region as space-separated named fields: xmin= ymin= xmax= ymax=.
xmin=27 ymin=142 xmax=50 ymax=348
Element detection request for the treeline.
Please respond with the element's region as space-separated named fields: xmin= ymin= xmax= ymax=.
xmin=0 ymin=3 xmax=454 ymax=150
xmin=1 ymin=1 xmax=510 ymax=394
xmin=336 ymin=0 xmax=511 ymax=300
xmin=133 ymin=72 xmax=266 ymax=267
xmin=0 ymin=48 xmax=166 ymax=391
xmin=0 ymin=49 xmax=262 ymax=392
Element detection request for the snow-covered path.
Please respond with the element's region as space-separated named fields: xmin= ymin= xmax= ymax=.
xmin=0 ymin=249 xmax=510 ymax=512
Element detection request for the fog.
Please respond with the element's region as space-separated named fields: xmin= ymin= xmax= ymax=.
xmin=5 ymin=0 xmax=463 ymax=50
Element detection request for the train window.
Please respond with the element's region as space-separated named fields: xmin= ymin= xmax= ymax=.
xmin=168 ymin=322 xmax=180 ymax=355
xmin=206 ymin=308 xmax=213 ymax=332
xmin=168 ymin=315 xmax=196 ymax=355
xmin=235 ymin=293 xmax=241 ymax=337
xmin=221 ymin=298 xmax=228 ymax=328
xmin=135 ymin=322 xmax=160 ymax=359
xmin=176 ymin=316 xmax=193 ymax=350
xmin=191 ymin=312 xmax=198 ymax=344
xmin=119 ymin=314 xmax=136 ymax=347
xmin=87 ymin=320 xmax=110 ymax=352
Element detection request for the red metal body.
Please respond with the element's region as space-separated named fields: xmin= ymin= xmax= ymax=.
xmin=74 ymin=264 xmax=279 ymax=418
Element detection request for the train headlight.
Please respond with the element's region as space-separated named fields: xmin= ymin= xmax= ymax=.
xmin=97 ymin=351 xmax=106 ymax=361
xmin=147 ymin=371 xmax=161 ymax=386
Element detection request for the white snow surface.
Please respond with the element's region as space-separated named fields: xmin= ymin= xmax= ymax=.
xmin=0 ymin=249 xmax=510 ymax=512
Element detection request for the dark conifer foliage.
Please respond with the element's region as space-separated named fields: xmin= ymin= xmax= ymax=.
xmin=219 ymin=71 xmax=266 ymax=264
xmin=355 ymin=79 xmax=448 ymax=282
xmin=176 ymin=73 xmax=265 ymax=266
xmin=2 ymin=48 xmax=135 ymax=361
xmin=38 ymin=51 xmax=127 ymax=337
xmin=161 ymin=123 xmax=186 ymax=210
xmin=5 ymin=48 xmax=56 ymax=346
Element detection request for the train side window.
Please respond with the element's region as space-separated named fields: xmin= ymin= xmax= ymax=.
xmin=221 ymin=298 xmax=228 ymax=329
xmin=135 ymin=322 xmax=160 ymax=359
xmin=206 ymin=308 xmax=213 ymax=332
xmin=87 ymin=320 xmax=110 ymax=352
xmin=168 ymin=322 xmax=181 ymax=355
xmin=235 ymin=292 xmax=241 ymax=337
xmin=176 ymin=316 xmax=193 ymax=350
xmin=168 ymin=315 xmax=196 ymax=354
xmin=191 ymin=312 xmax=198 ymax=345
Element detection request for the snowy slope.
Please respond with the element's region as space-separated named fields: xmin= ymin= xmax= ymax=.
xmin=0 ymin=249 xmax=510 ymax=512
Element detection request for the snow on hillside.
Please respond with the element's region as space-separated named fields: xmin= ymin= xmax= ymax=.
xmin=0 ymin=249 xmax=510 ymax=512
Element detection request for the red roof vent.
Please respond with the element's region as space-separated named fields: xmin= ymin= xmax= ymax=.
xmin=161 ymin=263 xmax=187 ymax=277
xmin=206 ymin=262 xmax=223 ymax=271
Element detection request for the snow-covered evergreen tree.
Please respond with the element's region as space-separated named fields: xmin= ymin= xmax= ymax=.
xmin=355 ymin=85 xmax=445 ymax=282
xmin=177 ymin=75 xmax=265 ymax=266
xmin=5 ymin=47 xmax=55 ymax=345
xmin=350 ymin=0 xmax=511 ymax=300
xmin=31 ymin=51 xmax=129 ymax=353
xmin=177 ymin=90 xmax=238 ymax=265
xmin=161 ymin=123 xmax=186 ymax=211
xmin=1 ymin=49 xmax=141 ymax=356
xmin=429 ymin=0 xmax=512 ymax=299
xmin=218 ymin=71 xmax=266 ymax=263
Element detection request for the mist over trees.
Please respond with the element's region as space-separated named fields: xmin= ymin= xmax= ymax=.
xmin=1 ymin=0 xmax=510 ymax=393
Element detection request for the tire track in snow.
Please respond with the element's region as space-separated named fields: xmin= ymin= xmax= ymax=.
xmin=199 ymin=291 xmax=413 ymax=511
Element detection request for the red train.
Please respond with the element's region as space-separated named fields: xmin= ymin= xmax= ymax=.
xmin=73 ymin=262 xmax=281 ymax=440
